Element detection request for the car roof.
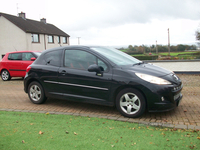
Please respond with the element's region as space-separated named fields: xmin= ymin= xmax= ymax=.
xmin=6 ymin=51 xmax=41 ymax=54
xmin=41 ymin=45 xmax=91 ymax=53
xmin=42 ymin=45 xmax=107 ymax=52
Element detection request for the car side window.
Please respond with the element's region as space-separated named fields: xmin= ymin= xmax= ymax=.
xmin=22 ymin=53 xmax=35 ymax=61
xmin=65 ymin=50 xmax=96 ymax=70
xmin=8 ymin=53 xmax=22 ymax=60
xmin=44 ymin=50 xmax=62 ymax=67
xmin=64 ymin=50 xmax=108 ymax=71
xmin=98 ymin=59 xmax=108 ymax=71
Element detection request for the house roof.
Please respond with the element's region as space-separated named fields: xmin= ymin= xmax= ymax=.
xmin=0 ymin=12 xmax=70 ymax=37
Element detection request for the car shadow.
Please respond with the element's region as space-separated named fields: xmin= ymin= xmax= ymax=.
xmin=44 ymin=98 xmax=177 ymax=121
xmin=45 ymin=98 xmax=121 ymax=116
xmin=10 ymin=77 xmax=24 ymax=81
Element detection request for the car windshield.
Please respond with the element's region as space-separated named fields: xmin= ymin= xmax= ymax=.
xmin=91 ymin=47 xmax=141 ymax=66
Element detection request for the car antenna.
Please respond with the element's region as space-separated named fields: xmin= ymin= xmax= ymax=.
xmin=13 ymin=46 xmax=18 ymax=51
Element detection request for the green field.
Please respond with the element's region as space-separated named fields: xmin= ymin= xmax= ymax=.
xmin=159 ymin=52 xmax=197 ymax=56
xmin=125 ymin=51 xmax=200 ymax=60
xmin=1 ymin=111 xmax=200 ymax=150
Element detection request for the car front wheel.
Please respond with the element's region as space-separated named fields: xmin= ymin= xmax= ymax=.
xmin=28 ymin=81 xmax=46 ymax=104
xmin=116 ymin=88 xmax=146 ymax=118
xmin=1 ymin=70 xmax=11 ymax=81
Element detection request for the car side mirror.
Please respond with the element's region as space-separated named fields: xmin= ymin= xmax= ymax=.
xmin=88 ymin=64 xmax=103 ymax=76
xmin=31 ymin=57 xmax=36 ymax=61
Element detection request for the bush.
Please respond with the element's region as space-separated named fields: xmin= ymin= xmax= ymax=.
xmin=193 ymin=52 xmax=200 ymax=58
xmin=126 ymin=51 xmax=143 ymax=55
xmin=158 ymin=56 xmax=179 ymax=60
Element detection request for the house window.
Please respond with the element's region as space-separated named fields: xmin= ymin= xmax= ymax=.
xmin=32 ymin=34 xmax=39 ymax=43
xmin=63 ymin=37 xmax=67 ymax=44
xmin=48 ymin=35 xmax=54 ymax=43
xmin=57 ymin=36 xmax=60 ymax=44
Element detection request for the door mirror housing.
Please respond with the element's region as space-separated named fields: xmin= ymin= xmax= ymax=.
xmin=88 ymin=64 xmax=103 ymax=76
xmin=31 ymin=57 xmax=36 ymax=61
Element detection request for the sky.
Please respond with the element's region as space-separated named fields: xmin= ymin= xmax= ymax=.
xmin=1 ymin=0 xmax=200 ymax=47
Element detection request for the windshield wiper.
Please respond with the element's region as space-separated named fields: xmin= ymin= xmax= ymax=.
xmin=133 ymin=61 xmax=144 ymax=66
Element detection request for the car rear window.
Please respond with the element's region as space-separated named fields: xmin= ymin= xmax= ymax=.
xmin=8 ymin=53 xmax=22 ymax=60
xmin=44 ymin=50 xmax=62 ymax=67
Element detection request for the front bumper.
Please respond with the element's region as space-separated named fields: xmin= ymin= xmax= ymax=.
xmin=144 ymin=82 xmax=183 ymax=112
xmin=149 ymin=92 xmax=183 ymax=112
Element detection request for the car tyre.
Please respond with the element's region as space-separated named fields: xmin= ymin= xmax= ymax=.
xmin=28 ymin=81 xmax=46 ymax=104
xmin=1 ymin=70 xmax=11 ymax=81
xmin=116 ymin=88 xmax=146 ymax=118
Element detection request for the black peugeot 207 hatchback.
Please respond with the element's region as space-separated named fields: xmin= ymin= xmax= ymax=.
xmin=24 ymin=46 xmax=183 ymax=118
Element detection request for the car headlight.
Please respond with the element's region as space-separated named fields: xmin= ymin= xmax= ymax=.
xmin=135 ymin=73 xmax=171 ymax=85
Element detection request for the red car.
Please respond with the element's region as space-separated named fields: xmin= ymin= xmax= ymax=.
xmin=0 ymin=51 xmax=41 ymax=81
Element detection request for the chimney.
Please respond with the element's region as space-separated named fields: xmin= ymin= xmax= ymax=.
xmin=18 ymin=12 xmax=26 ymax=19
xmin=40 ymin=18 xmax=46 ymax=24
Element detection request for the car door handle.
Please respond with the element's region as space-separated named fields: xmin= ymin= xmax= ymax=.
xmin=59 ymin=70 xmax=67 ymax=75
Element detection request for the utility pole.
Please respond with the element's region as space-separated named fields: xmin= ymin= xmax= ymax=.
xmin=168 ymin=28 xmax=170 ymax=56
xmin=16 ymin=3 xmax=19 ymax=15
xmin=77 ymin=37 xmax=81 ymax=45
xmin=156 ymin=40 xmax=158 ymax=54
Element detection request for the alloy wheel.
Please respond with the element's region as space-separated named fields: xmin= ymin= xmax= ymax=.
xmin=29 ymin=85 xmax=42 ymax=101
xmin=1 ymin=70 xmax=10 ymax=81
xmin=119 ymin=92 xmax=141 ymax=115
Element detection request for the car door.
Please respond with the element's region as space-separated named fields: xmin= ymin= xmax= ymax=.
xmin=7 ymin=53 xmax=23 ymax=77
xmin=39 ymin=50 xmax=63 ymax=98
xmin=57 ymin=48 xmax=113 ymax=105
xmin=21 ymin=52 xmax=36 ymax=76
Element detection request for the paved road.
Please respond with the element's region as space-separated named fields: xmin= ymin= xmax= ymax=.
xmin=0 ymin=74 xmax=200 ymax=130
xmin=150 ymin=61 xmax=200 ymax=72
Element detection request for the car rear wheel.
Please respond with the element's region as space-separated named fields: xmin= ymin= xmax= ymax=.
xmin=1 ymin=70 xmax=11 ymax=81
xmin=28 ymin=81 xmax=46 ymax=104
xmin=116 ymin=88 xmax=146 ymax=118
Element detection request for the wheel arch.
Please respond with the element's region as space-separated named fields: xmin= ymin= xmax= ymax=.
xmin=27 ymin=80 xmax=47 ymax=104
xmin=1 ymin=69 xmax=11 ymax=81
xmin=112 ymin=85 xmax=148 ymax=109
xmin=1 ymin=68 xmax=9 ymax=74
xmin=25 ymin=78 xmax=44 ymax=94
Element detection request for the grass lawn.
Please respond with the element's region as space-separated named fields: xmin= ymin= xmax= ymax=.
xmin=0 ymin=111 xmax=200 ymax=150
xmin=159 ymin=52 xmax=197 ymax=56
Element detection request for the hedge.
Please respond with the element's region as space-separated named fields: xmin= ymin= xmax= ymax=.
xmin=132 ymin=55 xmax=158 ymax=60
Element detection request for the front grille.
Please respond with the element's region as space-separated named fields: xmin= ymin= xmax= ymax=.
xmin=172 ymin=84 xmax=182 ymax=92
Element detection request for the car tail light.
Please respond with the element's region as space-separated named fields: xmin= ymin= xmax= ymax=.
xmin=26 ymin=66 xmax=31 ymax=73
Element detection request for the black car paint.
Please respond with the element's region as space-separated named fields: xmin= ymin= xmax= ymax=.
xmin=24 ymin=46 xmax=183 ymax=112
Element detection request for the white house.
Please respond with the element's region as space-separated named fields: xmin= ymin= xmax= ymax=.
xmin=0 ymin=12 xmax=70 ymax=57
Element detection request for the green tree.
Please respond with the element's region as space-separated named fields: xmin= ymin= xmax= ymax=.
xmin=196 ymin=30 xmax=200 ymax=41
xmin=177 ymin=44 xmax=186 ymax=51
xmin=170 ymin=46 xmax=177 ymax=52
xmin=128 ymin=45 xmax=133 ymax=50
xmin=118 ymin=47 xmax=125 ymax=50
xmin=157 ymin=45 xmax=168 ymax=52
xmin=137 ymin=46 xmax=144 ymax=53
xmin=190 ymin=45 xmax=197 ymax=50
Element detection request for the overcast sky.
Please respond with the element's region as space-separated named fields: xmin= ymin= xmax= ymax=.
xmin=1 ymin=0 xmax=200 ymax=47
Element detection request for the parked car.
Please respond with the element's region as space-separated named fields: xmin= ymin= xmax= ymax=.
xmin=0 ymin=51 xmax=41 ymax=81
xmin=24 ymin=46 xmax=183 ymax=118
